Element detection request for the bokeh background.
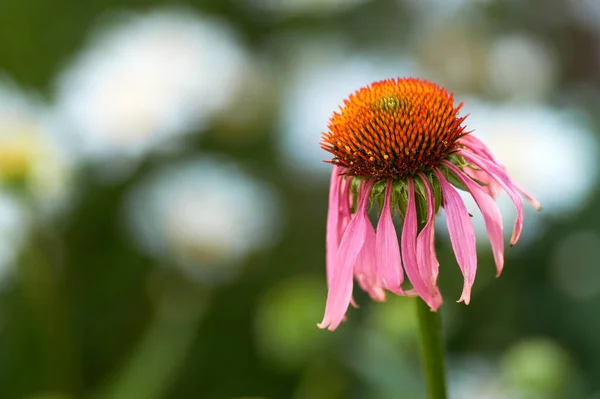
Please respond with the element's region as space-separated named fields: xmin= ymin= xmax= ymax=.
xmin=0 ymin=0 xmax=599 ymax=398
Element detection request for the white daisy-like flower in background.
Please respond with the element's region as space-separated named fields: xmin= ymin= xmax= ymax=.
xmin=275 ymin=35 xmax=417 ymax=177
xmin=124 ymin=157 xmax=281 ymax=284
xmin=450 ymin=357 xmax=517 ymax=399
xmin=53 ymin=8 xmax=248 ymax=169
xmin=0 ymin=193 xmax=28 ymax=284
xmin=0 ymin=77 xmax=73 ymax=213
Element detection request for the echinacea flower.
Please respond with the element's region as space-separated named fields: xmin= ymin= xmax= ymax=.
xmin=319 ymin=77 xmax=540 ymax=330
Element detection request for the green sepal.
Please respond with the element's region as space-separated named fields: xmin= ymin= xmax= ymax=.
xmin=391 ymin=180 xmax=408 ymax=222
xmin=446 ymin=153 xmax=468 ymax=168
xmin=350 ymin=176 xmax=361 ymax=213
xmin=413 ymin=177 xmax=429 ymax=227
xmin=370 ymin=180 xmax=387 ymax=216
xmin=441 ymin=166 xmax=468 ymax=192
xmin=430 ymin=174 xmax=443 ymax=213
xmin=347 ymin=171 xmax=445 ymax=230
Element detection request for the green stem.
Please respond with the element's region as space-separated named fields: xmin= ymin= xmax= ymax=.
xmin=416 ymin=298 xmax=447 ymax=399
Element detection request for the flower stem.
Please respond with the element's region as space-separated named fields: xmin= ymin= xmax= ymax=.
xmin=416 ymin=298 xmax=448 ymax=399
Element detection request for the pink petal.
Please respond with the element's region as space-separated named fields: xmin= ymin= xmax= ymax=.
xmin=459 ymin=135 xmax=504 ymax=198
xmin=401 ymin=178 xmax=442 ymax=310
xmin=375 ymin=180 xmax=405 ymax=295
xmin=444 ymin=161 xmax=505 ymax=276
xmin=416 ymin=173 xmax=440 ymax=288
xmin=356 ymin=219 xmax=386 ymax=301
xmin=463 ymin=166 xmax=502 ymax=199
xmin=338 ymin=175 xmax=352 ymax=235
xmin=459 ymin=134 xmax=499 ymax=163
xmin=326 ymin=166 xmax=343 ymax=287
xmin=460 ymin=150 xmax=525 ymax=246
xmin=319 ymin=179 xmax=374 ymax=331
xmin=461 ymin=135 xmax=541 ymax=210
xmin=434 ymin=169 xmax=477 ymax=304
xmin=513 ymin=181 xmax=542 ymax=211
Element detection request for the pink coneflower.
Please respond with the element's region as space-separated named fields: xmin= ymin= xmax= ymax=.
xmin=319 ymin=77 xmax=540 ymax=330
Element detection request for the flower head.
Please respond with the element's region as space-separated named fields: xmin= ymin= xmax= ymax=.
xmin=320 ymin=77 xmax=540 ymax=330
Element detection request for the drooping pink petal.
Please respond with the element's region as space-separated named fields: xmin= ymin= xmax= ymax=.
xmin=461 ymin=135 xmax=541 ymax=210
xmin=338 ymin=175 xmax=351 ymax=235
xmin=356 ymin=219 xmax=386 ymax=301
xmin=338 ymin=177 xmax=360 ymax=308
xmin=319 ymin=179 xmax=374 ymax=331
xmin=459 ymin=134 xmax=498 ymax=163
xmin=443 ymin=161 xmax=505 ymax=276
xmin=326 ymin=166 xmax=343 ymax=287
xmin=401 ymin=178 xmax=442 ymax=310
xmin=459 ymin=150 xmax=525 ymax=246
xmin=375 ymin=180 xmax=405 ymax=295
xmin=463 ymin=166 xmax=502 ymax=199
xmin=434 ymin=169 xmax=477 ymax=304
xmin=513 ymin=181 xmax=542 ymax=211
xmin=416 ymin=173 xmax=440 ymax=288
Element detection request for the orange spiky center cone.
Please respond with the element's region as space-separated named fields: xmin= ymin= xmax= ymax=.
xmin=321 ymin=78 xmax=468 ymax=179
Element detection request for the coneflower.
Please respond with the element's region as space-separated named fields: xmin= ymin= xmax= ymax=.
xmin=319 ymin=77 xmax=540 ymax=331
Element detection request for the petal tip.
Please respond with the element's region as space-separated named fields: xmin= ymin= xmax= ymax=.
xmin=425 ymin=293 xmax=443 ymax=311
xmin=510 ymin=231 xmax=518 ymax=247
xmin=457 ymin=297 xmax=471 ymax=305
xmin=458 ymin=287 xmax=472 ymax=305
xmin=318 ymin=319 xmax=341 ymax=331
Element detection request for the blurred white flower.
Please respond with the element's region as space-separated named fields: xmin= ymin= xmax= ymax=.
xmin=450 ymin=357 xmax=521 ymax=399
xmin=276 ymin=36 xmax=417 ymax=177
xmin=0 ymin=78 xmax=73 ymax=213
xmin=54 ymin=8 xmax=247 ymax=166
xmin=125 ymin=157 xmax=280 ymax=284
xmin=486 ymin=34 xmax=558 ymax=102
xmin=0 ymin=192 xmax=27 ymax=282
